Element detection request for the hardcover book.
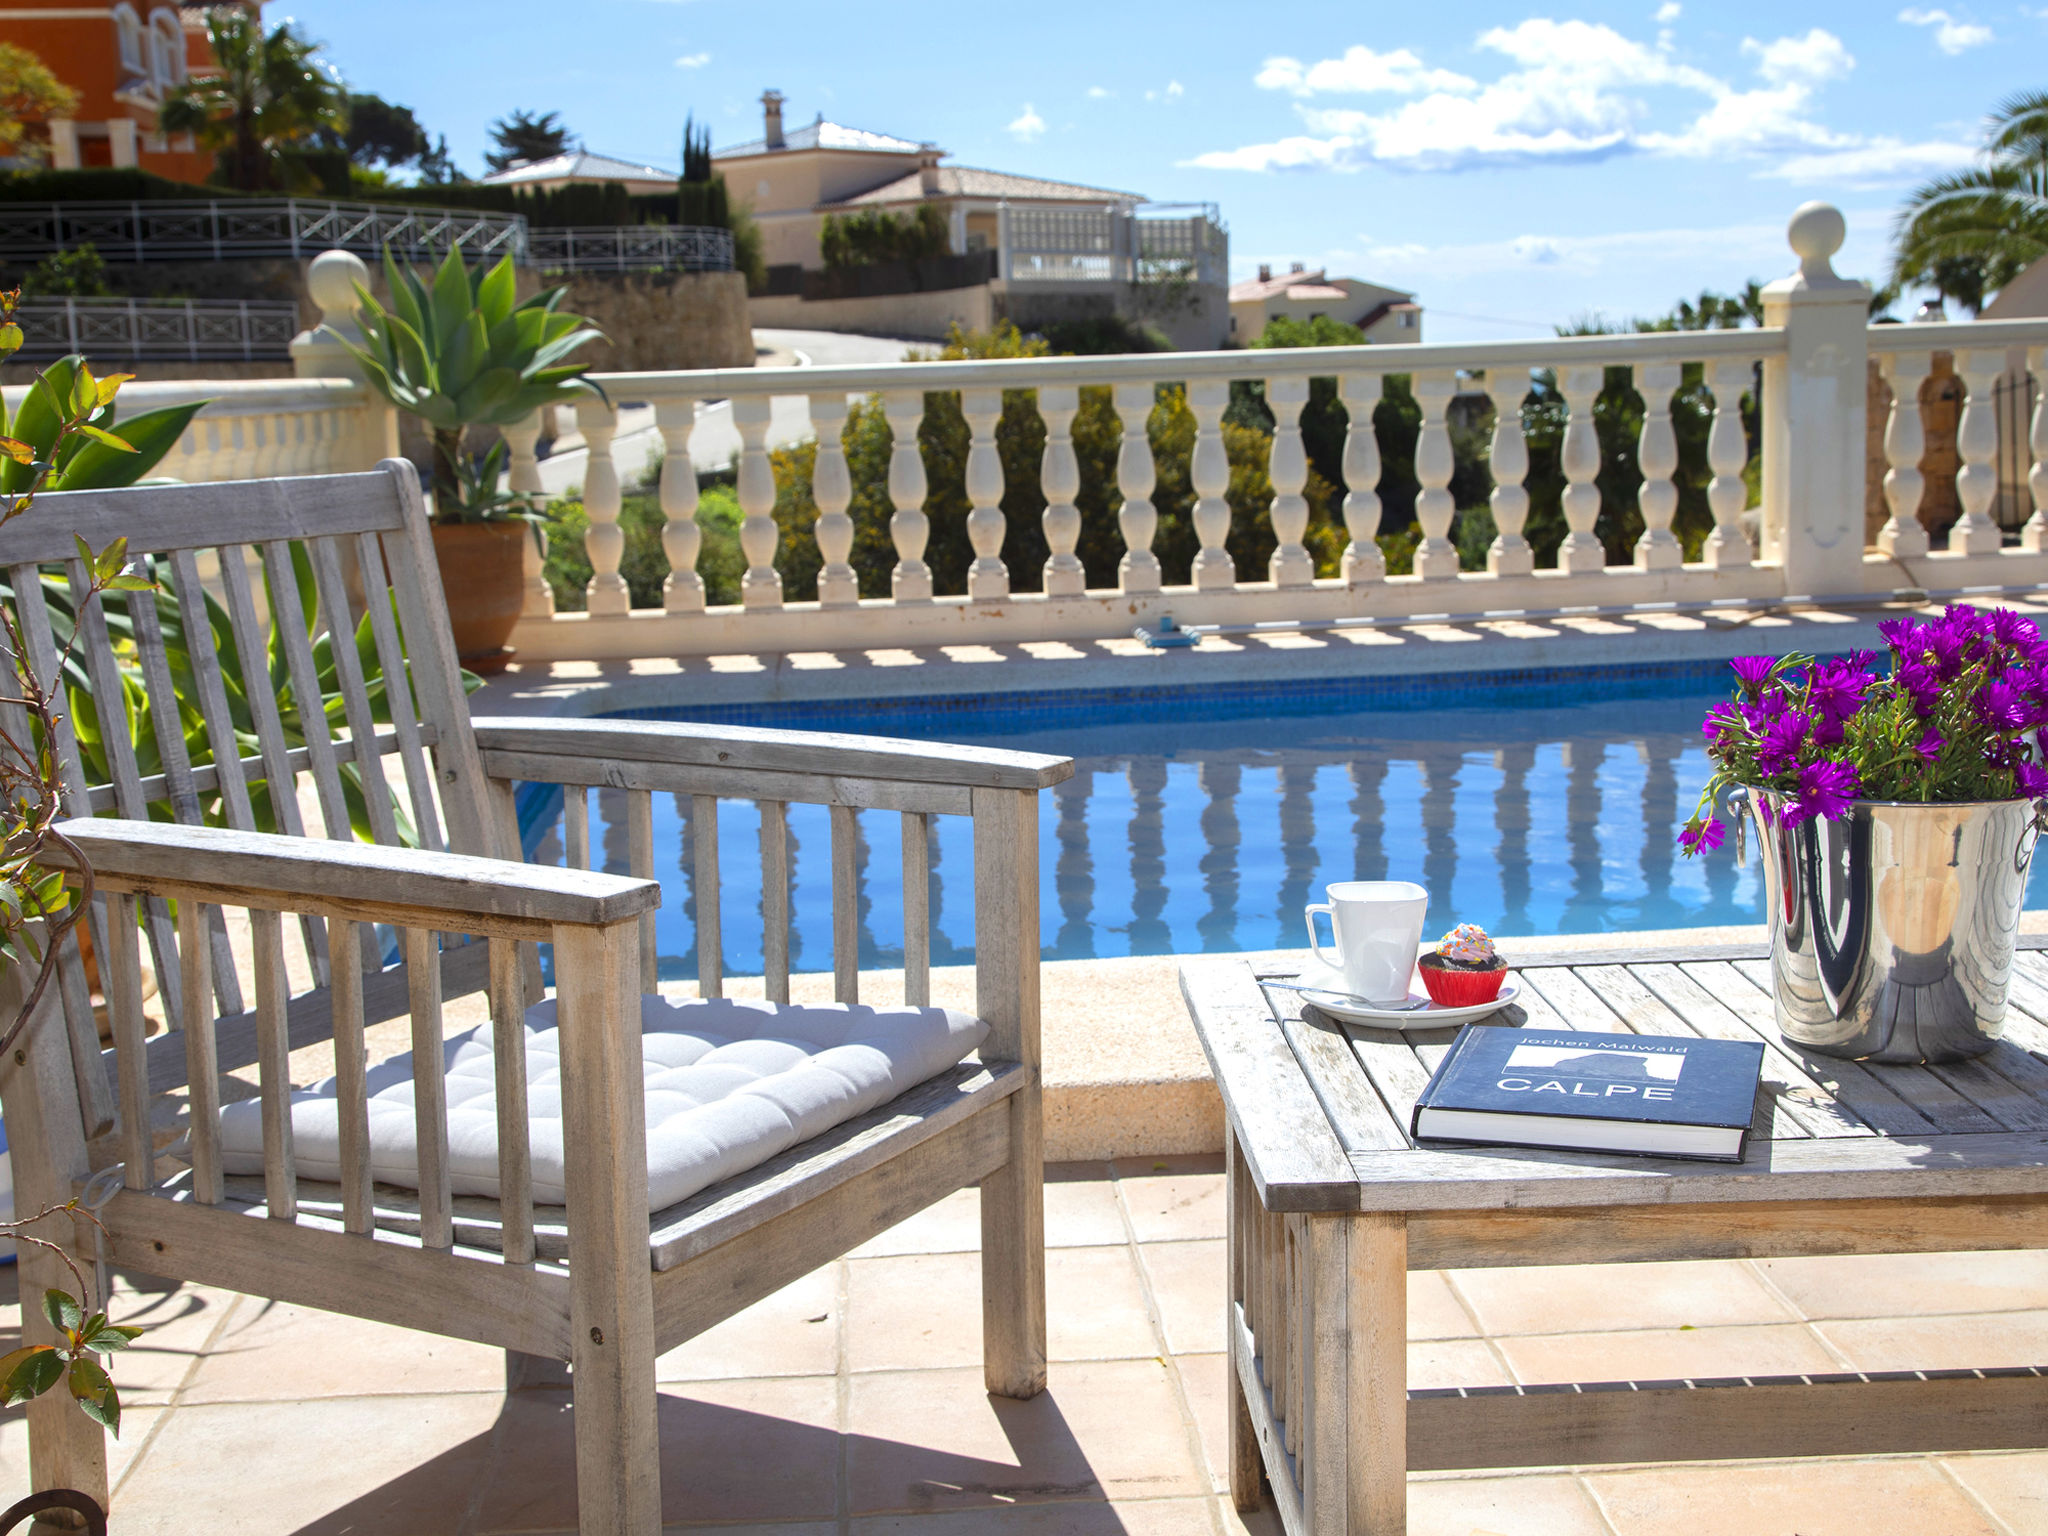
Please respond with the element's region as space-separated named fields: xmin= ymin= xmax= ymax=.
xmin=1410 ymin=1027 xmax=1765 ymax=1162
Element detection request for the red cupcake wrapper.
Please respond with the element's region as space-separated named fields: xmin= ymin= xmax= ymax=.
xmin=1419 ymin=962 xmax=1507 ymax=1008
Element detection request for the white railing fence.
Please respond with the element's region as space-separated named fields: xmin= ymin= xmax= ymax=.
xmin=0 ymin=199 xmax=529 ymax=265
xmin=13 ymin=297 xmax=300 ymax=362
xmin=999 ymin=202 xmax=1228 ymax=288
xmin=525 ymin=225 xmax=735 ymax=274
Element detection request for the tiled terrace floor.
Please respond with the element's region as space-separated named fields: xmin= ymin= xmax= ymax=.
xmin=8 ymin=1156 xmax=2048 ymax=1534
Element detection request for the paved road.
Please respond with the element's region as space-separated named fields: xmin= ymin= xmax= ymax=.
xmin=536 ymin=328 xmax=920 ymax=494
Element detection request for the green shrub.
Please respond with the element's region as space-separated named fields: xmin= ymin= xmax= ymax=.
xmin=819 ymin=205 xmax=949 ymax=269
xmin=542 ymin=484 xmax=745 ymax=609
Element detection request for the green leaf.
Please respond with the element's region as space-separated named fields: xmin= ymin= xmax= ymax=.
xmin=41 ymin=1289 xmax=83 ymax=1336
xmin=0 ymin=436 xmax=34 ymax=465
xmin=4 ymin=359 xmax=77 ymax=493
xmin=474 ymin=256 xmax=517 ymax=328
xmin=0 ymin=322 xmax=22 ymax=356
xmin=94 ymin=372 xmax=134 ymax=408
xmin=72 ymin=423 xmax=135 ymax=454
xmin=86 ymin=1324 xmax=142 ymax=1354
xmin=103 ymin=574 xmax=154 ymax=592
xmin=67 ymin=1355 xmax=118 ymax=1434
xmin=0 ymin=1346 xmax=62 ymax=1405
xmin=50 ymin=399 xmax=206 ymax=490
xmin=68 ymin=362 xmax=97 ymax=418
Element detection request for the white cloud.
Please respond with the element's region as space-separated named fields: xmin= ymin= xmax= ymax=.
xmin=1144 ymin=80 xmax=1185 ymax=102
xmin=1655 ymin=2 xmax=1681 ymax=20
xmin=1086 ymin=86 xmax=1113 ymax=99
xmin=1190 ymin=20 xmax=1960 ymax=184
xmin=1898 ymin=7 xmax=1993 ymax=53
xmin=1007 ymin=103 xmax=1046 ymax=142
xmin=1765 ymin=136 xmax=1977 ymax=184
xmin=673 ymin=51 xmax=710 ymax=68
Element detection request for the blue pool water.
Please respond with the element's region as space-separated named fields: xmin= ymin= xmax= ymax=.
xmin=516 ymin=663 xmax=2048 ymax=978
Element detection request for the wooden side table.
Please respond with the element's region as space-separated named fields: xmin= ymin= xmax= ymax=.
xmin=1181 ymin=943 xmax=2048 ymax=1536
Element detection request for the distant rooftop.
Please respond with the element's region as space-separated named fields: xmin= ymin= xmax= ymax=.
xmin=479 ymin=149 xmax=677 ymax=189
xmin=717 ymin=115 xmax=926 ymax=159
xmin=1227 ymin=266 xmax=1413 ymax=304
xmin=825 ymin=164 xmax=1146 ymax=208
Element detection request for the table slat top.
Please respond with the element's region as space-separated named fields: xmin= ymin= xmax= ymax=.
xmin=1180 ymin=941 xmax=2048 ymax=1213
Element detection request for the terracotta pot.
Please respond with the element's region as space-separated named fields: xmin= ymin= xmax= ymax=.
xmin=430 ymin=521 xmax=527 ymax=675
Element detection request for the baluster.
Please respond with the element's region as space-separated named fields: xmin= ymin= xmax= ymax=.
xmin=1266 ymin=375 xmax=1313 ymax=588
xmin=329 ymin=920 xmax=372 ymax=1233
xmin=629 ymin=789 xmax=658 ymax=994
xmin=902 ymin=811 xmax=931 ymax=1007
xmin=1413 ymin=369 xmax=1459 ymax=579
xmin=2024 ymin=346 xmax=2048 ymax=554
xmin=1953 ymin=348 xmax=2005 ymax=555
xmin=809 ymin=393 xmax=859 ymax=607
xmin=1112 ymin=382 xmax=1160 ymax=593
xmin=1633 ymin=362 xmax=1683 ymax=569
xmin=1703 ymin=358 xmax=1752 ymax=568
xmin=1485 ymin=372 xmax=1533 ymax=576
xmin=1878 ymin=352 xmax=1932 ymax=558
xmin=577 ymin=395 xmax=627 ymax=615
xmin=1338 ymin=371 xmax=1385 ymax=587
xmin=883 ymin=391 xmax=933 ymax=602
xmin=831 ymin=803 xmax=859 ymax=1003
xmin=657 ymin=397 xmax=704 ymax=612
xmin=1039 ymin=385 xmax=1084 ymax=597
xmin=962 ymin=388 xmax=1009 ymax=601
xmin=760 ymin=801 xmax=790 ymax=1005
xmin=733 ymin=396 xmax=782 ymax=608
xmin=691 ymin=794 xmax=722 ymax=999
xmin=1557 ymin=364 xmax=1606 ymax=573
xmin=504 ymin=409 xmax=553 ymax=617
xmin=1189 ymin=378 xmax=1234 ymax=590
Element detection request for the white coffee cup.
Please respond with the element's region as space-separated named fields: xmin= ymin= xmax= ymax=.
xmin=1305 ymin=881 xmax=1428 ymax=1004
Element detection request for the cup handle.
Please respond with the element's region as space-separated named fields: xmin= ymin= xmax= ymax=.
xmin=1305 ymin=904 xmax=1340 ymax=970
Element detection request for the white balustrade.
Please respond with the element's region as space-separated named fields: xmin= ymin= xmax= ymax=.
xmin=504 ymin=410 xmax=553 ymax=617
xmin=1952 ymin=349 xmax=2006 ymax=557
xmin=1483 ymin=371 xmax=1533 ymax=577
xmin=808 ymin=393 xmax=859 ymax=607
xmin=1338 ymin=372 xmax=1385 ymax=587
xmin=2026 ymin=345 xmax=2048 ymax=554
xmin=1039 ymin=385 xmax=1083 ymax=598
xmin=1412 ymin=370 xmax=1459 ymax=580
xmin=1188 ymin=379 xmax=1234 ymax=591
xmin=1266 ymin=375 xmax=1314 ymax=588
xmin=883 ymin=390 xmax=933 ymax=603
xmin=1877 ymin=352 xmax=1931 ymax=559
xmin=1633 ymin=362 xmax=1683 ymax=570
xmin=657 ymin=398 xmax=704 ymax=613
xmin=576 ymin=396 xmax=627 ymax=616
xmin=961 ymin=388 xmax=1009 ymax=602
xmin=1113 ymin=381 xmax=1161 ymax=594
xmin=1702 ymin=358 xmax=1753 ymax=569
xmin=733 ymin=395 xmax=781 ymax=609
xmin=1557 ymin=364 xmax=1607 ymax=574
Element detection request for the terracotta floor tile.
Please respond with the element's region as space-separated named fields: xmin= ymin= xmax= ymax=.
xmin=178 ymin=1295 xmax=507 ymax=1403
xmin=1940 ymin=1450 xmax=2048 ymax=1535
xmin=1408 ymin=1473 xmax=1612 ymax=1536
xmin=1814 ymin=1309 xmax=2048 ymax=1371
xmin=1410 ymin=1338 xmax=1515 ymax=1391
xmin=1587 ymin=1455 xmax=2005 ymax=1535
xmin=1409 ymin=1271 xmax=1479 ymax=1340
xmin=1759 ymin=1249 xmax=2048 ymax=1319
xmin=1043 ymin=1173 xmax=1135 ymax=1249
xmin=845 ymin=1166 xmax=1120 ymax=1260
xmin=1450 ymin=1260 xmax=1797 ymax=1336
xmin=657 ymin=1264 xmax=839 ymax=1382
xmin=850 ymin=1497 xmax=1224 ymax=1533
xmin=0 ymin=1404 xmax=164 ymax=1498
xmin=846 ymin=1360 xmax=1208 ymax=1514
xmin=110 ymin=1394 xmax=501 ymax=1535
xmin=472 ymin=1377 xmax=842 ymax=1531
xmin=1175 ymin=1352 xmax=1237 ymax=1496
xmin=849 ymin=1186 xmax=984 ymax=1259
xmin=847 ymin=1251 xmax=984 ymax=1373
xmin=92 ymin=1273 xmax=243 ymax=1406
xmin=1116 ymin=1157 xmax=1226 ymax=1243
xmin=1141 ymin=1238 xmax=1227 ymax=1356
xmin=1498 ymin=1323 xmax=1839 ymax=1385
xmin=1043 ymin=1245 xmax=1162 ymax=1363
xmin=1219 ymin=1497 xmax=1287 ymax=1536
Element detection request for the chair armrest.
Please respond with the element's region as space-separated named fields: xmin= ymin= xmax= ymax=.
xmin=49 ymin=818 xmax=657 ymax=935
xmin=470 ymin=717 xmax=1075 ymax=792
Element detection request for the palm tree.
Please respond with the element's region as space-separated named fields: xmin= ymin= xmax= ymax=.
xmin=485 ymin=110 xmax=571 ymax=172
xmin=1891 ymin=90 xmax=2048 ymax=315
xmin=158 ymin=11 xmax=346 ymax=192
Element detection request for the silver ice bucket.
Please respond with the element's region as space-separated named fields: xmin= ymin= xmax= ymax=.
xmin=1741 ymin=790 xmax=2045 ymax=1063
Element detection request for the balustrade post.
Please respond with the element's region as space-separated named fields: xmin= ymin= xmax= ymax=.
xmin=1484 ymin=373 xmax=1533 ymax=576
xmin=1876 ymin=352 xmax=1931 ymax=559
xmin=503 ymin=409 xmax=554 ymax=618
xmin=656 ymin=397 xmax=704 ymax=613
xmin=733 ymin=395 xmax=782 ymax=609
xmin=1634 ymin=362 xmax=1683 ymax=570
xmin=808 ymin=393 xmax=859 ymax=607
xmin=1557 ymin=364 xmax=1606 ymax=574
xmin=577 ymin=396 xmax=628 ymax=616
xmin=1338 ymin=372 xmax=1385 ymax=587
xmin=1703 ymin=358 xmax=1753 ymax=568
xmin=1760 ymin=202 xmax=1869 ymax=594
xmin=1413 ymin=370 xmax=1459 ymax=580
xmin=1952 ymin=349 xmax=2006 ymax=556
xmin=1113 ymin=381 xmax=1161 ymax=594
xmin=2024 ymin=346 xmax=2048 ymax=554
xmin=883 ymin=390 xmax=933 ymax=602
xmin=1189 ymin=379 xmax=1235 ymax=590
xmin=1038 ymin=385 xmax=1084 ymax=597
xmin=961 ymin=388 xmax=1010 ymax=602
xmin=1266 ymin=374 xmax=1314 ymax=588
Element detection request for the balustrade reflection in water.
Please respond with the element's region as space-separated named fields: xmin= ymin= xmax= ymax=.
xmin=525 ymin=691 xmax=2048 ymax=977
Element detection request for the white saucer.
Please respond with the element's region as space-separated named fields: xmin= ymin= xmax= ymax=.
xmin=1291 ymin=979 xmax=1520 ymax=1028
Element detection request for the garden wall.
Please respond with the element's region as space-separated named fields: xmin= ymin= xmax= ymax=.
xmin=554 ymin=269 xmax=752 ymax=371
xmin=746 ymin=283 xmax=995 ymax=342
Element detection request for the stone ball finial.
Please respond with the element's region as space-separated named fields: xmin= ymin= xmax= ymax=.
xmin=306 ymin=248 xmax=371 ymax=321
xmin=1786 ymin=201 xmax=1845 ymax=284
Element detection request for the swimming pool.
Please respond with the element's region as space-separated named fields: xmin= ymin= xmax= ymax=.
xmin=516 ymin=662 xmax=2048 ymax=978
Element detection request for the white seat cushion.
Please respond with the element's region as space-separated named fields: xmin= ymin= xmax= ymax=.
xmin=219 ymin=996 xmax=988 ymax=1213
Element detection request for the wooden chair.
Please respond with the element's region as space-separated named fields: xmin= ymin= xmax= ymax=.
xmin=0 ymin=462 xmax=1070 ymax=1534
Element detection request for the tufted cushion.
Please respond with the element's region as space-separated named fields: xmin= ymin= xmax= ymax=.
xmin=218 ymin=995 xmax=988 ymax=1212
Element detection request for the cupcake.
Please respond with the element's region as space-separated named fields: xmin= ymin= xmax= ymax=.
xmin=1418 ymin=924 xmax=1508 ymax=1007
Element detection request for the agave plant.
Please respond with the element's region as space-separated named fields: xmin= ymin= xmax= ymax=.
xmin=329 ymin=247 xmax=605 ymax=522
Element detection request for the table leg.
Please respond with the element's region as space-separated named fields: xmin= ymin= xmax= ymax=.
xmin=1302 ymin=1211 xmax=1407 ymax=1535
xmin=1226 ymin=1130 xmax=1266 ymax=1512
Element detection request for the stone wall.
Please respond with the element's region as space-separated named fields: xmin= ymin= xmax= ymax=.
xmin=746 ymin=283 xmax=994 ymax=341
xmin=553 ymin=269 xmax=752 ymax=371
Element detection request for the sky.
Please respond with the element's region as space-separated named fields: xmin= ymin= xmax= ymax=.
xmin=279 ymin=0 xmax=2044 ymax=342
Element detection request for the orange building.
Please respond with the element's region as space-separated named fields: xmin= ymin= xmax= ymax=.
xmin=0 ymin=2 xmax=258 ymax=183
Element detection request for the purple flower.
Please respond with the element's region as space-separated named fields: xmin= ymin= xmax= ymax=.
xmin=1915 ymin=727 xmax=1945 ymax=763
xmin=1808 ymin=658 xmax=1872 ymax=724
xmin=1878 ymin=617 xmax=1926 ymax=655
xmin=1784 ymin=759 xmax=1860 ymax=827
xmin=1729 ymin=656 xmax=1776 ymax=696
xmin=1701 ymin=703 xmax=1744 ymax=745
xmin=1990 ymin=609 xmax=2038 ymax=651
xmin=1755 ymin=710 xmax=1811 ymax=777
xmin=1811 ymin=712 xmax=1846 ymax=748
xmin=1976 ymin=681 xmax=2031 ymax=732
xmin=1924 ymin=624 xmax=1972 ymax=680
xmin=1677 ymin=816 xmax=1727 ymax=855
xmin=1753 ymin=686 xmax=1793 ymax=720
xmin=1895 ymin=661 xmax=1942 ymax=717
xmin=2018 ymin=759 xmax=2048 ymax=799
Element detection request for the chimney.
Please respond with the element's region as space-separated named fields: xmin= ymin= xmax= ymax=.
xmin=918 ymin=145 xmax=941 ymax=195
xmin=1257 ymin=263 xmax=1271 ymax=283
xmin=762 ymin=90 xmax=785 ymax=150
xmin=1289 ymin=261 xmax=1305 ymax=274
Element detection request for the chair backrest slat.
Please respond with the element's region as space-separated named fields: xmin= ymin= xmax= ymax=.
xmin=104 ymin=891 xmax=152 ymax=1190
xmin=174 ymin=898 xmax=223 ymax=1205
xmin=250 ymin=907 xmax=296 ymax=1219
xmin=307 ymin=536 xmax=400 ymax=849
xmin=687 ymin=793 xmax=718 ymax=999
xmin=564 ymin=786 xmax=590 ymax=869
xmin=353 ymin=530 xmax=444 ymax=853
xmin=831 ymin=803 xmax=858 ymax=1004
xmin=327 ymin=919 xmax=374 ymax=1235
xmin=164 ymin=549 xmax=257 ymax=831
xmin=257 ymin=539 xmax=352 ymax=841
xmin=759 ymin=801 xmax=790 ymax=1005
xmin=403 ymin=926 xmax=454 ymax=1250
xmin=902 ymin=811 xmax=931 ymax=1008
xmin=487 ymin=935 xmax=535 ymax=1264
